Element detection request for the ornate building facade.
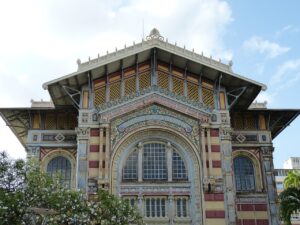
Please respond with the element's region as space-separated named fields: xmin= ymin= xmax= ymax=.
xmin=1 ymin=29 xmax=299 ymax=225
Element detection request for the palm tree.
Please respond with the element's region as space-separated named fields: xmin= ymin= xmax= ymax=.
xmin=284 ymin=170 xmax=300 ymax=188
xmin=279 ymin=170 xmax=300 ymax=225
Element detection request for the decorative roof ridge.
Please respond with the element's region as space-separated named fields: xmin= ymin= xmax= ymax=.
xmin=77 ymin=28 xmax=233 ymax=73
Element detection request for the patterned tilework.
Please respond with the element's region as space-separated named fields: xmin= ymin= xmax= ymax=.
xmin=237 ymin=219 xmax=269 ymax=225
xmin=204 ymin=193 xmax=224 ymax=201
xmin=89 ymin=160 xmax=99 ymax=168
xmin=210 ymin=129 xmax=219 ymax=137
xmin=205 ymin=210 xmax=225 ymax=218
xmin=90 ymin=145 xmax=99 ymax=152
xmin=90 ymin=128 xmax=99 ymax=136
xmin=237 ymin=204 xmax=267 ymax=211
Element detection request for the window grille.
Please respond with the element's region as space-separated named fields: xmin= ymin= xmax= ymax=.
xmin=109 ymin=82 xmax=121 ymax=101
xmin=143 ymin=143 xmax=167 ymax=180
xmin=233 ymin=113 xmax=244 ymax=130
xmin=45 ymin=114 xmax=56 ymax=129
xmin=187 ymin=82 xmax=199 ymax=101
xmin=47 ymin=156 xmax=71 ymax=188
xmin=244 ymin=114 xmax=257 ymax=130
xmin=94 ymin=87 xmax=106 ymax=106
xmin=139 ymin=71 xmax=151 ymax=91
xmin=172 ymin=77 xmax=184 ymax=96
xmin=172 ymin=152 xmax=188 ymax=180
xmin=124 ymin=76 xmax=136 ymax=96
xmin=202 ymin=87 xmax=215 ymax=108
xmin=234 ymin=156 xmax=255 ymax=191
xmin=176 ymin=198 xmax=188 ymax=217
xmin=145 ymin=197 xmax=166 ymax=217
xmin=157 ymin=71 xmax=169 ymax=90
xmin=123 ymin=150 xmax=138 ymax=180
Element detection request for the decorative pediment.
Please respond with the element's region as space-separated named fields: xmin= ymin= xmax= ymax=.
xmin=110 ymin=104 xmax=200 ymax=148
xmin=97 ymin=86 xmax=211 ymax=123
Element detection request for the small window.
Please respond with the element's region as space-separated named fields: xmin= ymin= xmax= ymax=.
xmin=176 ymin=197 xmax=188 ymax=217
xmin=234 ymin=156 xmax=255 ymax=192
xmin=145 ymin=197 xmax=166 ymax=217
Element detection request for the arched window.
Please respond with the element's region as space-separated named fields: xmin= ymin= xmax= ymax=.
xmin=47 ymin=156 xmax=72 ymax=188
xmin=122 ymin=142 xmax=188 ymax=181
xmin=234 ymin=156 xmax=255 ymax=191
xmin=123 ymin=150 xmax=138 ymax=180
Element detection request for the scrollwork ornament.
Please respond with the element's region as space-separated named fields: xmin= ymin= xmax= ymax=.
xmin=220 ymin=126 xmax=232 ymax=140
xmin=75 ymin=127 xmax=90 ymax=139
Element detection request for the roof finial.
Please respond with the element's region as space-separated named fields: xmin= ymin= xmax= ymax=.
xmin=146 ymin=28 xmax=164 ymax=41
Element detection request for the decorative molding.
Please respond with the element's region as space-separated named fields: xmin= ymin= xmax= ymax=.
xmin=97 ymin=85 xmax=212 ymax=120
xmin=76 ymin=127 xmax=90 ymax=139
xmin=111 ymin=105 xmax=200 ymax=148
xmin=220 ymin=126 xmax=232 ymax=140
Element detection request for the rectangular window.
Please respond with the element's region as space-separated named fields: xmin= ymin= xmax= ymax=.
xmin=145 ymin=197 xmax=166 ymax=217
xmin=143 ymin=143 xmax=167 ymax=180
xmin=176 ymin=197 xmax=188 ymax=217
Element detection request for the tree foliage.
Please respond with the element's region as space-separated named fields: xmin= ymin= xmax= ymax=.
xmin=279 ymin=170 xmax=300 ymax=225
xmin=0 ymin=151 xmax=143 ymax=225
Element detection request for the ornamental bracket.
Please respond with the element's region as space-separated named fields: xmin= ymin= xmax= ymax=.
xmin=227 ymin=86 xmax=247 ymax=109
xmin=62 ymin=85 xmax=81 ymax=108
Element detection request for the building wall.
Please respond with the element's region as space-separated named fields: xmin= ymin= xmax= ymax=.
xmin=25 ymin=68 xmax=281 ymax=225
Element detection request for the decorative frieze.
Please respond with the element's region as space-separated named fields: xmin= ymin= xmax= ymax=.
xmin=111 ymin=105 xmax=200 ymax=148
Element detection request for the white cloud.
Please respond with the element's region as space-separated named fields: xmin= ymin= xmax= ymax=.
xmin=276 ymin=25 xmax=300 ymax=37
xmin=271 ymin=58 xmax=300 ymax=86
xmin=0 ymin=0 xmax=233 ymax=159
xmin=243 ymin=36 xmax=290 ymax=58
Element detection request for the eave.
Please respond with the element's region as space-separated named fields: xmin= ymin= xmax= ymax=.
xmin=42 ymin=37 xmax=266 ymax=109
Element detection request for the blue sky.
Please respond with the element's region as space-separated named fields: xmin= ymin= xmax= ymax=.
xmin=0 ymin=0 xmax=299 ymax=168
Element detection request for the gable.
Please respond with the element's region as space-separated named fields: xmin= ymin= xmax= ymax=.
xmin=43 ymin=35 xmax=266 ymax=110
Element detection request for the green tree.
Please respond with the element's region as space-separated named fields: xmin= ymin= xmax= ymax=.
xmin=0 ymin=151 xmax=143 ymax=225
xmin=284 ymin=170 xmax=300 ymax=188
xmin=279 ymin=170 xmax=300 ymax=225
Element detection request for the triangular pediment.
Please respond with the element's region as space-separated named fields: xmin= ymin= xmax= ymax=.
xmin=98 ymin=88 xmax=211 ymax=123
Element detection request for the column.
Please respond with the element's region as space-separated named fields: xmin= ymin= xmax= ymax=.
xmin=105 ymin=126 xmax=110 ymax=180
xmin=167 ymin=142 xmax=172 ymax=182
xmin=138 ymin=142 xmax=143 ymax=182
xmin=98 ymin=127 xmax=104 ymax=179
xmin=219 ymin=126 xmax=236 ymax=225
xmin=207 ymin=128 xmax=213 ymax=177
xmin=201 ymin=127 xmax=207 ymax=179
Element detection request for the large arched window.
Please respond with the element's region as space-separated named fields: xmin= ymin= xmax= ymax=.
xmin=234 ymin=156 xmax=255 ymax=191
xmin=47 ymin=156 xmax=72 ymax=188
xmin=122 ymin=142 xmax=188 ymax=181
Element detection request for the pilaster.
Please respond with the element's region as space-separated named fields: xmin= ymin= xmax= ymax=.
xmin=220 ymin=126 xmax=236 ymax=225
xmin=76 ymin=127 xmax=90 ymax=191
xmin=261 ymin=146 xmax=279 ymax=225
